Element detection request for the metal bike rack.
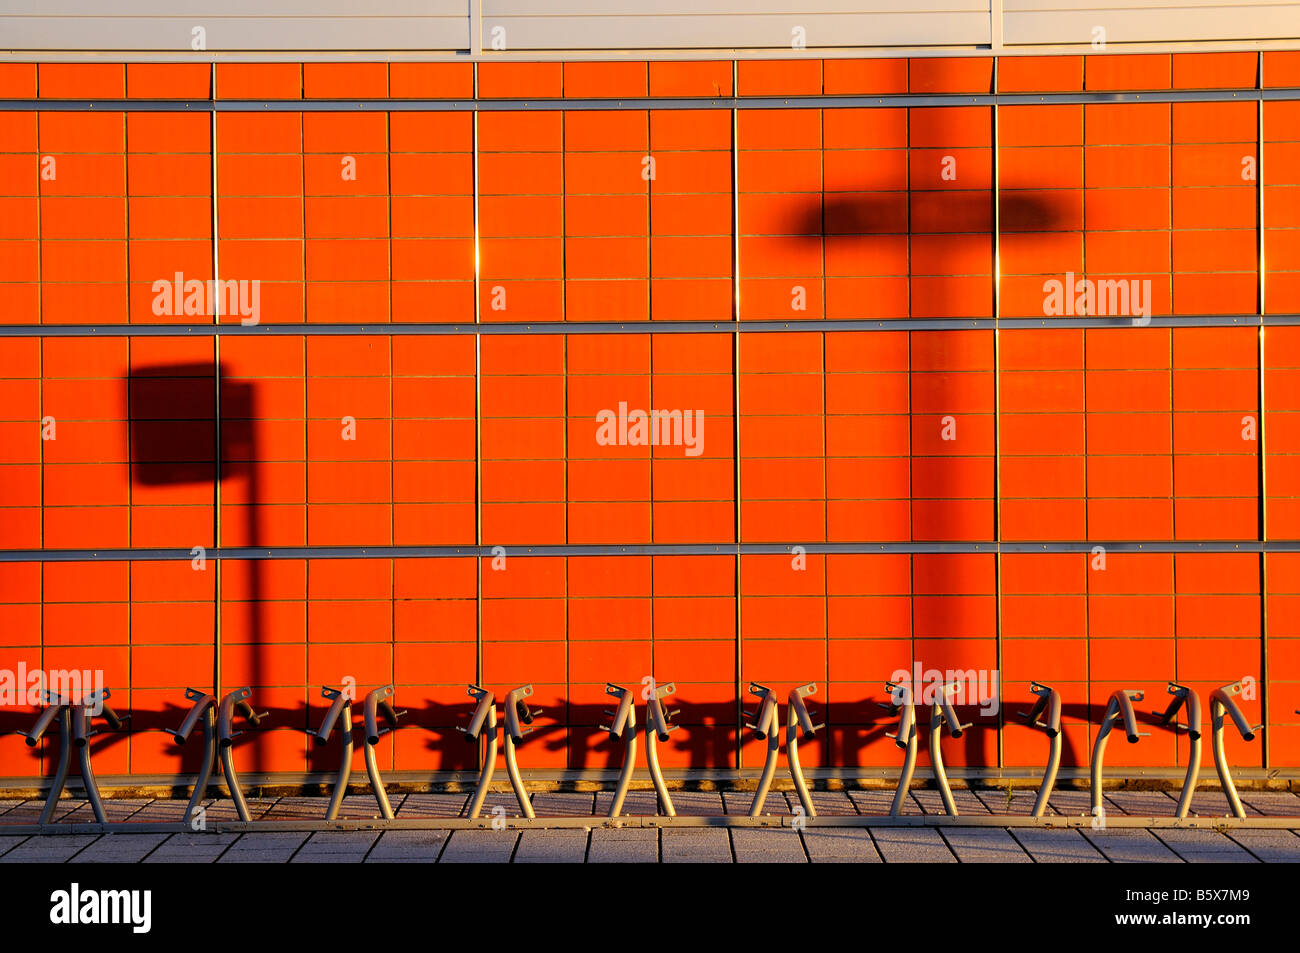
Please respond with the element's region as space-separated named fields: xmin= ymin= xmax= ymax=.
xmin=1018 ymin=681 xmax=1061 ymax=818
xmin=216 ymin=687 xmax=269 ymax=822
xmin=23 ymin=688 xmax=128 ymax=825
xmin=880 ymin=680 xmax=918 ymax=817
xmin=644 ymin=681 xmax=679 ymax=817
xmin=1209 ymin=680 xmax=1261 ymax=818
xmin=166 ymin=687 xmax=217 ymax=825
xmin=503 ymin=685 xmax=539 ymax=820
xmin=601 ymin=683 xmax=637 ymax=818
xmin=927 ymin=681 xmax=972 ymax=817
xmin=460 ymin=684 xmax=498 ymax=819
xmin=786 ymin=683 xmax=823 ymax=819
xmin=1153 ymin=682 xmax=1202 ymax=819
xmin=312 ymin=686 xmax=355 ymax=821
xmin=362 ymin=685 xmax=404 ymax=820
xmin=745 ymin=682 xmax=782 ymax=816
xmin=1090 ymin=689 xmax=1146 ymax=817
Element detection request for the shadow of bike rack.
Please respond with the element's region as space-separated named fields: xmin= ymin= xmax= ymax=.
xmin=217 ymin=687 xmax=269 ymax=822
xmin=23 ymin=687 xmax=129 ymax=824
xmin=927 ymin=681 xmax=972 ymax=817
xmin=880 ymin=680 xmax=918 ymax=817
xmin=1210 ymin=680 xmax=1262 ymax=818
xmin=362 ymin=685 xmax=404 ymax=820
xmin=645 ymin=681 xmax=678 ymax=817
xmin=601 ymin=683 xmax=637 ymax=818
xmin=1152 ymin=682 xmax=1202 ymax=819
xmin=1018 ymin=681 xmax=1060 ymax=818
xmin=1091 ymin=688 xmax=1146 ymax=819
xmin=165 ymin=688 xmax=217 ymax=825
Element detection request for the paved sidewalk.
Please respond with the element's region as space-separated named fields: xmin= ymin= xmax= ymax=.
xmin=2 ymin=789 xmax=1297 ymax=863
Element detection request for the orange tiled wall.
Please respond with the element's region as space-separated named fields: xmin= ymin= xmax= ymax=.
xmin=1 ymin=53 xmax=1299 ymax=781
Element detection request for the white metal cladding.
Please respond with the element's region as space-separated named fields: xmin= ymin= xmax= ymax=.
xmin=479 ymin=1 xmax=990 ymax=49
xmin=0 ymin=0 xmax=1299 ymax=51
xmin=0 ymin=1 xmax=470 ymax=50
xmin=1003 ymin=0 xmax=1300 ymax=46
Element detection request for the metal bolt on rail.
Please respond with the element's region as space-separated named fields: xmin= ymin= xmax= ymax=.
xmin=786 ymin=683 xmax=823 ymax=819
xmin=1152 ymin=682 xmax=1202 ymax=819
xmin=745 ymin=682 xmax=783 ymax=817
xmin=312 ymin=685 xmax=355 ymax=821
xmin=601 ymin=683 xmax=638 ymax=818
xmin=927 ymin=681 xmax=972 ymax=817
xmin=1090 ymin=689 xmax=1146 ymax=817
xmin=1017 ymin=681 xmax=1061 ymax=818
xmin=503 ymin=685 xmax=540 ymax=820
xmin=165 ymin=687 xmax=217 ymax=825
xmin=459 ymin=684 xmax=498 ymax=820
xmin=362 ymin=685 xmax=404 ymax=820
xmin=1209 ymin=680 xmax=1262 ymax=818
xmin=644 ymin=681 xmax=679 ymax=817
xmin=880 ymin=680 xmax=918 ymax=817
xmin=217 ymin=687 xmax=269 ymax=822
xmin=23 ymin=687 xmax=129 ymax=825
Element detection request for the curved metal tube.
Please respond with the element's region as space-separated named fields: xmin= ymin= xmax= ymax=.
xmin=362 ymin=685 xmax=401 ymax=819
xmin=883 ymin=682 xmax=917 ymax=817
xmin=603 ymin=684 xmax=638 ymax=818
xmin=23 ymin=704 xmax=63 ymax=747
xmin=1090 ymin=689 xmax=1145 ymax=817
xmin=314 ymin=687 xmax=353 ymax=821
xmin=71 ymin=705 xmax=107 ymax=823
xmin=746 ymin=683 xmax=781 ymax=817
xmin=1020 ymin=682 xmax=1061 ymax=818
xmin=37 ymin=708 xmax=73 ymax=825
xmin=645 ymin=682 xmax=677 ymax=817
xmin=217 ymin=687 xmax=266 ymax=822
xmin=927 ymin=683 xmax=970 ymax=818
xmin=1154 ymin=682 xmax=1202 ymax=819
xmin=167 ymin=689 xmax=217 ymax=825
xmin=1209 ymin=681 xmax=1260 ymax=819
xmin=463 ymin=685 xmax=498 ymax=820
xmin=786 ymin=683 xmax=820 ymax=819
xmin=503 ymin=685 xmax=536 ymax=819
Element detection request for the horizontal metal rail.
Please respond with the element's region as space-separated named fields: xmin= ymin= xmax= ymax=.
xmin=2 ymin=314 xmax=1296 ymax=338
xmin=1 ymin=88 xmax=1298 ymax=112
xmin=0 ymin=540 xmax=1291 ymax=564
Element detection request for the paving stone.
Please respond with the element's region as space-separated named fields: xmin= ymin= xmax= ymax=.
xmin=801 ymin=828 xmax=882 ymax=862
xmin=846 ymin=789 xmax=899 ymax=816
xmin=0 ymin=834 xmax=104 ymax=863
xmin=974 ymin=789 xmax=1052 ymax=816
xmin=531 ymin=792 xmax=596 ymax=816
xmin=1082 ymin=829 xmax=1183 ymax=863
xmin=666 ymin=791 xmax=725 ymax=817
xmin=939 ymin=828 xmax=1032 ymax=863
xmin=1010 ymin=828 xmax=1107 ymax=863
xmin=0 ymin=835 xmax=31 ymax=856
xmin=217 ymin=850 xmax=300 ymax=863
xmin=513 ymin=828 xmax=589 ymax=863
xmin=69 ymin=833 xmax=170 ymax=863
xmin=723 ymin=790 xmax=764 ymax=815
xmin=594 ymin=790 xmax=662 ymax=817
xmin=439 ymin=830 xmax=519 ymax=863
xmin=912 ymin=789 xmax=991 ymax=816
xmin=660 ymin=828 xmax=732 ymax=863
xmin=870 ymin=828 xmax=957 ymax=863
xmin=1103 ymin=792 xmax=1180 ymax=817
xmin=730 ymin=828 xmax=807 ymax=863
xmin=587 ymin=827 xmax=658 ymax=863
xmin=295 ymin=831 xmax=381 ymax=854
xmin=1239 ymin=792 xmax=1300 ymax=816
xmin=365 ymin=829 xmax=449 ymax=862
xmin=1182 ymin=791 xmax=1262 ymax=818
xmin=1045 ymin=790 xmax=1095 ymax=817
xmin=1227 ymin=829 xmax=1300 ymax=862
xmin=394 ymin=793 xmax=469 ymax=818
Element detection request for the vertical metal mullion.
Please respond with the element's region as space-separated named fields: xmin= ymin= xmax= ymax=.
xmin=1257 ymin=50 xmax=1269 ymax=770
xmin=210 ymin=61 xmax=222 ymax=698
xmin=731 ymin=61 xmax=743 ymax=773
xmin=992 ymin=61 xmax=1004 ymax=770
xmin=473 ymin=63 xmax=483 ymax=690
